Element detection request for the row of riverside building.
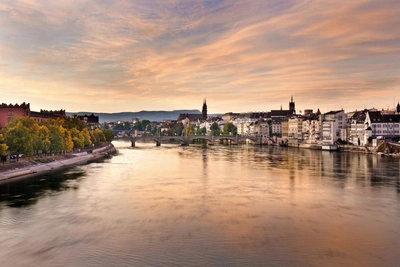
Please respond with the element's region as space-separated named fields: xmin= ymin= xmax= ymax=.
xmin=0 ymin=102 xmax=100 ymax=129
xmin=175 ymin=97 xmax=400 ymax=146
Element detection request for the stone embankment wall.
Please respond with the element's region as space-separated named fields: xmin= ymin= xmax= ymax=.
xmin=0 ymin=144 xmax=116 ymax=182
xmin=337 ymin=145 xmax=370 ymax=153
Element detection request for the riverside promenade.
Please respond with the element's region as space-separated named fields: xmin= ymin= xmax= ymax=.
xmin=0 ymin=144 xmax=116 ymax=182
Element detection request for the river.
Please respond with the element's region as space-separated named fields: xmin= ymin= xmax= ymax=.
xmin=1 ymin=140 xmax=400 ymax=267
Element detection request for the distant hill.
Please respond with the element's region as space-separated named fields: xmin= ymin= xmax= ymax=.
xmin=67 ymin=110 xmax=202 ymax=123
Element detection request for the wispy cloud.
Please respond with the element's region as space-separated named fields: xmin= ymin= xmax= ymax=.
xmin=1 ymin=0 xmax=399 ymax=113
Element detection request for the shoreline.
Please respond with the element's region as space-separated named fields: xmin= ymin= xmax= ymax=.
xmin=0 ymin=144 xmax=116 ymax=182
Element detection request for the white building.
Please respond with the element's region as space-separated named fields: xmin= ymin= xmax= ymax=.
xmin=288 ymin=116 xmax=303 ymax=141
xmin=321 ymin=110 xmax=347 ymax=144
xmin=365 ymin=111 xmax=400 ymax=140
xmin=302 ymin=118 xmax=321 ymax=144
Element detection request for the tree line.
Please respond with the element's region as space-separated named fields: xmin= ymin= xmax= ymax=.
xmin=0 ymin=116 xmax=114 ymax=162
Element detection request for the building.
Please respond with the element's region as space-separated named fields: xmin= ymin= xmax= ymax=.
xmin=271 ymin=120 xmax=282 ymax=137
xmin=365 ymin=110 xmax=400 ymax=140
xmin=31 ymin=109 xmax=66 ymax=124
xmin=321 ymin=110 xmax=347 ymax=144
xmin=177 ymin=99 xmax=208 ymax=126
xmin=288 ymin=115 xmax=304 ymax=141
xmin=301 ymin=110 xmax=321 ymax=144
xmin=269 ymin=96 xmax=297 ymax=137
xmin=0 ymin=102 xmax=65 ymax=128
xmin=78 ymin=113 xmax=99 ymax=125
xmin=0 ymin=102 xmax=31 ymax=128
xmin=302 ymin=117 xmax=321 ymax=144
xmin=348 ymin=110 xmax=369 ymax=145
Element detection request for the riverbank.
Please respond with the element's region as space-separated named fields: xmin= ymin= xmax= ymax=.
xmin=280 ymin=141 xmax=400 ymax=157
xmin=0 ymin=144 xmax=116 ymax=182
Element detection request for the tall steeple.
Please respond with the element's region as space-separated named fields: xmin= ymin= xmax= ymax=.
xmin=289 ymin=96 xmax=295 ymax=114
xmin=396 ymin=101 xmax=400 ymax=113
xmin=202 ymin=98 xmax=207 ymax=120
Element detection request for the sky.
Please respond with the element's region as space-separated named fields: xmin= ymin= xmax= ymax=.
xmin=1 ymin=0 xmax=400 ymax=114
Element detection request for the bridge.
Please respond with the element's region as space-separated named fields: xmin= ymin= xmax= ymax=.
xmin=130 ymin=135 xmax=265 ymax=147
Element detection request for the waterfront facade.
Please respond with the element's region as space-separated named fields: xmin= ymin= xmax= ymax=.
xmin=321 ymin=110 xmax=347 ymax=144
xmin=366 ymin=111 xmax=400 ymax=139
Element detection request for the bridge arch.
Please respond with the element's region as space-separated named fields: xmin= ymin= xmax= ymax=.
xmin=131 ymin=134 xmax=263 ymax=147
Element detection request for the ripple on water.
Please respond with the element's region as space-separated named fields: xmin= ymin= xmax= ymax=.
xmin=1 ymin=142 xmax=400 ymax=266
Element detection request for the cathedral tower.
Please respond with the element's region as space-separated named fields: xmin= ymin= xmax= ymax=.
xmin=289 ymin=96 xmax=295 ymax=114
xmin=202 ymin=99 xmax=208 ymax=120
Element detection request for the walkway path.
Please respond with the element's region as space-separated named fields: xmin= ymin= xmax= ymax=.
xmin=0 ymin=144 xmax=116 ymax=182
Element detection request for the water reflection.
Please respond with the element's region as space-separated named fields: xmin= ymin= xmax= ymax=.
xmin=0 ymin=169 xmax=86 ymax=208
xmin=0 ymin=141 xmax=400 ymax=267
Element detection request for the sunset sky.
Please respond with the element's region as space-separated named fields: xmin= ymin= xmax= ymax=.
xmin=1 ymin=0 xmax=399 ymax=114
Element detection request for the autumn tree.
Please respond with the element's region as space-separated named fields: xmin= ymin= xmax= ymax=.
xmin=35 ymin=125 xmax=51 ymax=155
xmin=0 ymin=133 xmax=8 ymax=163
xmin=62 ymin=127 xmax=74 ymax=153
xmin=48 ymin=125 xmax=65 ymax=154
xmin=81 ymin=128 xmax=92 ymax=147
xmin=184 ymin=124 xmax=195 ymax=135
xmin=4 ymin=121 xmax=33 ymax=157
xmin=70 ymin=128 xmax=84 ymax=149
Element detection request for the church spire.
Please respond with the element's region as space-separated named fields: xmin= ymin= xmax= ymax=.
xmin=202 ymin=98 xmax=207 ymax=120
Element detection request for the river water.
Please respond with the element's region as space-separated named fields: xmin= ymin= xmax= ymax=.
xmin=1 ymin=140 xmax=400 ymax=267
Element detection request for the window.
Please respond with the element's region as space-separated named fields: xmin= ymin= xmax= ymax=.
xmin=8 ymin=110 xmax=14 ymax=116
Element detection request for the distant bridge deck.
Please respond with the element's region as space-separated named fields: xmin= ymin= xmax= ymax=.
xmin=130 ymin=135 xmax=268 ymax=147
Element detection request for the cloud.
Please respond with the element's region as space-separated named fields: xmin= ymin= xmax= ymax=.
xmin=1 ymin=0 xmax=400 ymax=113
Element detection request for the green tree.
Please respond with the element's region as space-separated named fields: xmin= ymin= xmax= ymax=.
xmin=210 ymin=122 xmax=221 ymax=136
xmin=90 ymin=129 xmax=106 ymax=146
xmin=172 ymin=122 xmax=184 ymax=136
xmin=124 ymin=121 xmax=132 ymax=130
xmin=63 ymin=114 xmax=86 ymax=131
xmin=4 ymin=121 xmax=33 ymax=157
xmin=196 ymin=127 xmax=207 ymax=135
xmin=133 ymin=121 xmax=143 ymax=131
xmin=223 ymin=122 xmax=237 ymax=135
xmin=141 ymin=120 xmax=150 ymax=132
xmin=103 ymin=129 xmax=114 ymax=142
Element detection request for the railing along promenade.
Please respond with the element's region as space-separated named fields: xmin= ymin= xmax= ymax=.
xmin=130 ymin=134 xmax=266 ymax=147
